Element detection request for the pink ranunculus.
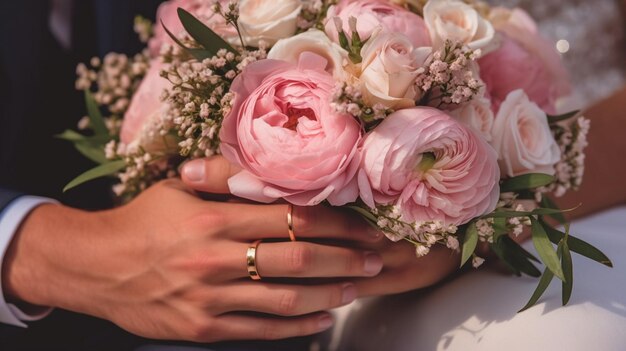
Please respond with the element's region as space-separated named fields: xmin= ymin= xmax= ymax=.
xmin=358 ymin=107 xmax=500 ymax=226
xmin=324 ymin=0 xmax=431 ymax=48
xmin=149 ymin=0 xmax=238 ymax=57
xmin=479 ymin=8 xmax=571 ymax=114
xmin=220 ymin=53 xmax=362 ymax=206
xmin=120 ymin=60 xmax=169 ymax=146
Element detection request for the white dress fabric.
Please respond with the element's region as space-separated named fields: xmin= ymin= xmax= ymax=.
xmin=331 ymin=206 xmax=626 ymax=351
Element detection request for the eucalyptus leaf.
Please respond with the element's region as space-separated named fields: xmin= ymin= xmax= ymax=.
xmin=540 ymin=220 xmax=613 ymax=267
xmin=561 ymin=240 xmax=573 ymax=305
xmin=460 ymin=222 xmax=478 ymax=268
xmin=75 ymin=142 xmax=108 ymax=164
xmin=531 ymin=218 xmax=566 ymax=281
xmin=84 ymin=90 xmax=108 ymax=137
xmin=482 ymin=207 xmax=574 ymax=219
xmin=501 ymin=174 xmax=555 ymax=192
xmin=501 ymin=236 xmax=542 ymax=277
xmin=518 ymin=265 xmax=555 ymax=312
xmin=161 ymin=20 xmax=213 ymax=61
xmin=548 ymin=110 xmax=580 ymax=125
xmin=177 ymin=8 xmax=236 ymax=55
xmin=490 ymin=240 xmax=521 ymax=276
xmin=63 ymin=160 xmax=126 ymax=192
xmin=540 ymin=195 xmax=567 ymax=224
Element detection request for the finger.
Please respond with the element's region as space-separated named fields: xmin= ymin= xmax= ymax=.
xmin=220 ymin=202 xmax=382 ymax=242
xmin=252 ymin=241 xmax=383 ymax=278
xmin=212 ymin=282 xmax=357 ymax=316
xmin=212 ymin=312 xmax=334 ymax=341
xmin=181 ymin=156 xmax=240 ymax=194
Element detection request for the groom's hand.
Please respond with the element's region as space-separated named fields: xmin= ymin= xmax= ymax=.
xmin=2 ymin=179 xmax=383 ymax=342
xmin=181 ymin=156 xmax=461 ymax=298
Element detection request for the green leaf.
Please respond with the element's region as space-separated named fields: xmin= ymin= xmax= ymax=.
xmin=518 ymin=265 xmax=555 ymax=312
xmin=501 ymin=174 xmax=555 ymax=192
xmin=75 ymin=142 xmax=108 ymax=164
xmin=548 ymin=110 xmax=580 ymax=125
xmin=531 ymin=218 xmax=566 ymax=281
xmin=561 ymin=240 xmax=573 ymax=305
xmin=177 ymin=8 xmax=236 ymax=55
xmin=460 ymin=222 xmax=478 ymax=268
xmin=84 ymin=90 xmax=108 ymax=137
xmin=540 ymin=220 xmax=613 ymax=267
xmin=490 ymin=241 xmax=521 ymax=276
xmin=63 ymin=160 xmax=126 ymax=192
xmin=481 ymin=207 xmax=576 ymax=219
xmin=491 ymin=217 xmax=509 ymax=241
xmin=496 ymin=236 xmax=541 ymax=277
xmin=56 ymin=130 xmax=111 ymax=145
xmin=161 ymin=20 xmax=213 ymax=61
xmin=540 ymin=195 xmax=567 ymax=224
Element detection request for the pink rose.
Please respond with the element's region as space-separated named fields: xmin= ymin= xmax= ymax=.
xmin=479 ymin=8 xmax=571 ymax=114
xmin=220 ymin=53 xmax=362 ymax=206
xmin=358 ymin=107 xmax=500 ymax=226
xmin=491 ymin=89 xmax=561 ymax=177
xmin=324 ymin=0 xmax=431 ymax=48
xmin=149 ymin=0 xmax=238 ymax=56
xmin=120 ymin=61 xmax=169 ymax=146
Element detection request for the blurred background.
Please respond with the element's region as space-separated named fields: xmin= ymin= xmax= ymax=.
xmin=486 ymin=0 xmax=626 ymax=107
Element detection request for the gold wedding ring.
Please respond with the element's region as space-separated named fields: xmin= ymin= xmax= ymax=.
xmin=287 ymin=204 xmax=297 ymax=242
xmin=246 ymin=240 xmax=262 ymax=281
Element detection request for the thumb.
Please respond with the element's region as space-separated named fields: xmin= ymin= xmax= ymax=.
xmin=180 ymin=156 xmax=241 ymax=194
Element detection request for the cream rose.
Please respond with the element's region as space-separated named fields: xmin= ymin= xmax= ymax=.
xmin=491 ymin=89 xmax=561 ymax=177
xmin=448 ymin=96 xmax=494 ymax=142
xmin=238 ymin=0 xmax=302 ymax=47
xmin=423 ymin=0 xmax=495 ymax=51
xmin=268 ymin=30 xmax=348 ymax=80
xmin=359 ymin=31 xmax=431 ymax=110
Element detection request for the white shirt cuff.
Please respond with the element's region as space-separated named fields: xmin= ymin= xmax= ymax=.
xmin=0 ymin=196 xmax=57 ymax=327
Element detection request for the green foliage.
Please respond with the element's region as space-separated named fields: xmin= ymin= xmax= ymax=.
xmin=531 ymin=218 xmax=566 ymax=281
xmin=84 ymin=90 xmax=109 ymax=137
xmin=548 ymin=110 xmax=580 ymax=125
xmin=460 ymin=222 xmax=478 ymax=267
xmin=177 ymin=8 xmax=237 ymax=55
xmin=500 ymin=173 xmax=555 ymax=193
xmin=63 ymin=160 xmax=126 ymax=192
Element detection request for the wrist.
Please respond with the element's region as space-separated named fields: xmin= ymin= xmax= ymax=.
xmin=1 ymin=204 xmax=109 ymax=314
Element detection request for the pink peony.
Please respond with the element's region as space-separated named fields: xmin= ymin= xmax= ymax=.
xmin=149 ymin=0 xmax=238 ymax=56
xmin=220 ymin=53 xmax=362 ymax=206
xmin=358 ymin=107 xmax=500 ymax=225
xmin=120 ymin=60 xmax=169 ymax=145
xmin=479 ymin=8 xmax=571 ymax=114
xmin=324 ymin=0 xmax=431 ymax=48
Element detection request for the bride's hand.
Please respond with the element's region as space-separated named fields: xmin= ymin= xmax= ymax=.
xmin=3 ymin=180 xmax=383 ymax=343
xmin=181 ymin=156 xmax=460 ymax=298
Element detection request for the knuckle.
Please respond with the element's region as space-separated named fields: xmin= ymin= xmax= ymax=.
xmin=277 ymin=290 xmax=301 ymax=316
xmin=294 ymin=206 xmax=317 ymax=235
xmin=188 ymin=318 xmax=216 ymax=342
xmin=344 ymin=251 xmax=362 ymax=274
xmin=261 ymin=323 xmax=285 ymax=340
xmin=329 ymin=285 xmax=345 ymax=307
xmin=284 ymin=244 xmax=314 ymax=274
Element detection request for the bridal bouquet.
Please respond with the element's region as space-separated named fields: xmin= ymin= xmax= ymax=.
xmin=63 ymin=0 xmax=611 ymax=310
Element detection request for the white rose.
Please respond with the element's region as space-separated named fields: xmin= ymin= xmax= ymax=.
xmin=491 ymin=89 xmax=561 ymax=177
xmin=449 ymin=96 xmax=494 ymax=142
xmin=359 ymin=31 xmax=431 ymax=110
xmin=268 ymin=30 xmax=348 ymax=80
xmin=238 ymin=0 xmax=302 ymax=47
xmin=423 ymin=0 xmax=495 ymax=51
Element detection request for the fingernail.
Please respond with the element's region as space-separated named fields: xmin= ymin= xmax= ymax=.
xmin=182 ymin=160 xmax=205 ymax=183
xmin=341 ymin=283 xmax=357 ymax=304
xmin=364 ymin=252 xmax=383 ymax=275
xmin=318 ymin=315 xmax=334 ymax=331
